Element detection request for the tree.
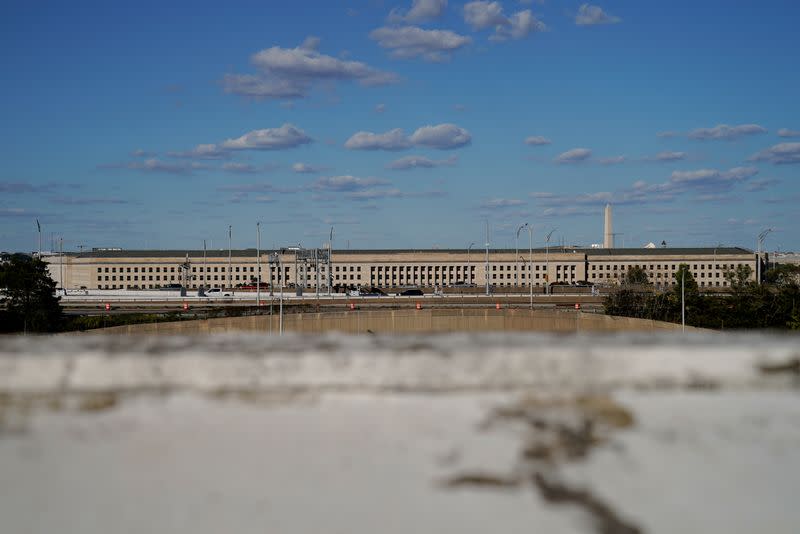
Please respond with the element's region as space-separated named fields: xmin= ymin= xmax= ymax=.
xmin=623 ymin=265 xmax=650 ymax=286
xmin=0 ymin=253 xmax=63 ymax=333
xmin=724 ymin=264 xmax=754 ymax=292
xmin=765 ymin=264 xmax=800 ymax=287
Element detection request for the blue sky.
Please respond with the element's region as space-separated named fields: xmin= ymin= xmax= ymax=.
xmin=2 ymin=0 xmax=798 ymax=253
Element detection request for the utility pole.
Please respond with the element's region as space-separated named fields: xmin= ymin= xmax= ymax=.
xmin=484 ymin=220 xmax=490 ymax=296
xmin=257 ymin=222 xmax=261 ymax=306
xmin=228 ymin=225 xmax=232 ymax=292
xmin=36 ymin=219 xmax=41 ymax=257
xmin=203 ymin=239 xmax=207 ymax=291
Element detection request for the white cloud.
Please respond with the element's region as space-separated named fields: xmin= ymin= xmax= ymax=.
xmin=654 ymin=151 xmax=687 ymax=162
xmin=112 ymin=158 xmax=209 ymax=175
xmin=524 ymin=135 xmax=551 ymax=146
xmin=370 ymin=26 xmax=472 ymax=62
xmin=131 ymin=149 xmax=156 ymax=158
xmin=777 ymin=128 xmax=800 ymax=138
xmin=575 ymin=4 xmax=621 ymax=26
xmin=464 ymin=1 xmax=507 ymax=29
xmin=375 ymin=103 xmax=387 ymax=113
xmin=222 ymin=162 xmax=258 ymax=174
xmin=221 ymin=124 xmax=313 ymax=151
xmin=745 ymin=178 xmax=781 ymax=192
xmin=312 ymin=176 xmax=391 ymax=192
xmin=749 ymin=142 xmax=800 ymax=164
xmin=670 ymin=166 xmax=758 ymax=186
xmin=687 ymin=123 xmax=767 ymax=140
xmin=292 ymin=162 xmax=327 ymax=174
xmin=387 ymin=155 xmax=457 ymax=170
xmin=464 ymin=2 xmax=545 ymax=40
xmin=480 ymin=197 xmax=525 ymax=208
xmin=344 ymin=128 xmax=412 ymax=150
xmin=555 ymin=147 xmax=592 ymax=163
xmin=168 ymin=143 xmax=230 ymax=160
xmin=388 ymin=0 xmax=448 ymax=23
xmin=222 ymin=38 xmax=398 ymax=100
xmin=409 ymin=123 xmax=472 ymax=149
xmin=345 ymin=123 xmax=471 ymax=150
xmin=599 ymin=155 xmax=626 ymax=165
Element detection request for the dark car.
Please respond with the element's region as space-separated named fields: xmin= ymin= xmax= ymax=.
xmin=399 ymin=288 xmax=424 ymax=296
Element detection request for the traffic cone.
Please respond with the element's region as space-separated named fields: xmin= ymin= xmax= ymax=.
xmin=416 ymin=302 xmax=422 ymax=310
xmin=496 ymin=302 xmax=501 ymax=310
xmin=183 ymin=302 xmax=189 ymax=311
xmin=574 ymin=302 xmax=581 ymax=310
xmin=349 ymin=302 xmax=355 ymax=310
xmin=105 ymin=303 xmax=110 ymax=311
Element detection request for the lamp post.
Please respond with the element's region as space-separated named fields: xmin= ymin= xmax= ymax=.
xmin=757 ymin=229 xmax=772 ymax=285
xmin=515 ymin=223 xmax=528 ymax=290
xmin=256 ymin=222 xmax=261 ymax=306
xmin=528 ymin=225 xmax=533 ymax=309
xmin=681 ymin=265 xmax=685 ymax=333
xmin=329 ymin=226 xmax=334 ymax=296
xmin=545 ymin=228 xmax=557 ymax=295
xmin=713 ymin=242 xmax=723 ymax=288
xmin=485 ymin=220 xmax=490 ymax=296
xmin=227 ymin=225 xmax=232 ymax=292
xmin=203 ymin=239 xmax=207 ymax=292
xmin=467 ymin=242 xmax=475 ymax=286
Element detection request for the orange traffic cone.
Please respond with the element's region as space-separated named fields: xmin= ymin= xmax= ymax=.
xmin=574 ymin=302 xmax=581 ymax=310
xmin=416 ymin=302 xmax=422 ymax=310
xmin=496 ymin=302 xmax=501 ymax=310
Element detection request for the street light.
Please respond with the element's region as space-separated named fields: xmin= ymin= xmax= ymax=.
xmin=467 ymin=242 xmax=475 ymax=286
xmin=256 ymin=222 xmax=261 ymax=306
xmin=515 ymin=223 xmax=528 ymax=289
xmin=545 ymin=228 xmax=557 ymax=295
xmin=713 ymin=242 xmax=723 ymax=288
xmin=757 ymin=229 xmax=772 ymax=285
xmin=528 ymin=225 xmax=534 ymax=310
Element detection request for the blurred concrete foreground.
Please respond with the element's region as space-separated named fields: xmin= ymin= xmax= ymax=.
xmin=1 ymin=333 xmax=799 ymax=534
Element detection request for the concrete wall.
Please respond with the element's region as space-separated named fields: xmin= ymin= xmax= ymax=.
xmin=89 ymin=309 xmax=701 ymax=335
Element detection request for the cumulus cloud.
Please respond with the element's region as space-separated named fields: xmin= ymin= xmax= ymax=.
xmin=217 ymin=183 xmax=297 ymax=195
xmin=369 ymin=26 xmax=472 ymax=62
xmin=292 ymin=162 xmax=327 ymax=174
xmin=221 ymin=124 xmax=313 ymax=151
xmin=345 ymin=123 xmax=471 ymax=150
xmin=388 ymin=0 xmax=448 ymax=23
xmin=374 ymin=103 xmax=387 ymax=113
xmin=687 ymin=123 xmax=767 ymax=140
xmin=669 ymin=166 xmax=758 ymax=187
xmin=49 ymin=197 xmax=130 ymax=206
xmin=463 ymin=2 xmax=545 ymax=41
xmin=344 ymin=128 xmax=412 ymax=151
xmin=312 ymin=175 xmax=391 ymax=192
xmin=555 ymin=148 xmax=592 ymax=163
xmin=168 ymin=143 xmax=231 ymax=160
xmin=749 ymin=142 xmax=800 ymax=164
xmin=345 ymin=189 xmax=446 ymax=201
xmin=409 ymin=123 xmax=472 ymax=148
xmin=222 ymin=38 xmax=398 ymax=100
xmin=575 ymin=4 xmax=621 ymax=26
xmin=131 ymin=149 xmax=156 ymax=158
xmin=524 ymin=135 xmax=551 ymax=146
xmin=778 ymin=128 xmax=800 ymax=138
xmin=464 ymin=1 xmax=507 ymax=29
xmin=386 ymin=155 xmax=457 ymax=170
xmin=480 ymin=197 xmax=525 ymax=209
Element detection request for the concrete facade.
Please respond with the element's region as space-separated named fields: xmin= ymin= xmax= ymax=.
xmin=44 ymin=247 xmax=757 ymax=291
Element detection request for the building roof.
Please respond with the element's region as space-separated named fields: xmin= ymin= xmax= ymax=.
xmin=68 ymin=246 xmax=754 ymax=259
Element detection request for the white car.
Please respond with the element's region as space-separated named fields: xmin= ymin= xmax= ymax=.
xmin=205 ymin=288 xmax=232 ymax=298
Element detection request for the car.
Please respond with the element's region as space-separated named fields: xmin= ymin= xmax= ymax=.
xmin=399 ymin=288 xmax=424 ymax=296
xmin=205 ymin=288 xmax=232 ymax=297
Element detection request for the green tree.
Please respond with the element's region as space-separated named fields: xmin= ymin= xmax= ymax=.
xmin=765 ymin=264 xmax=800 ymax=287
xmin=623 ymin=265 xmax=650 ymax=286
xmin=0 ymin=253 xmax=63 ymax=333
xmin=724 ymin=264 xmax=754 ymax=292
